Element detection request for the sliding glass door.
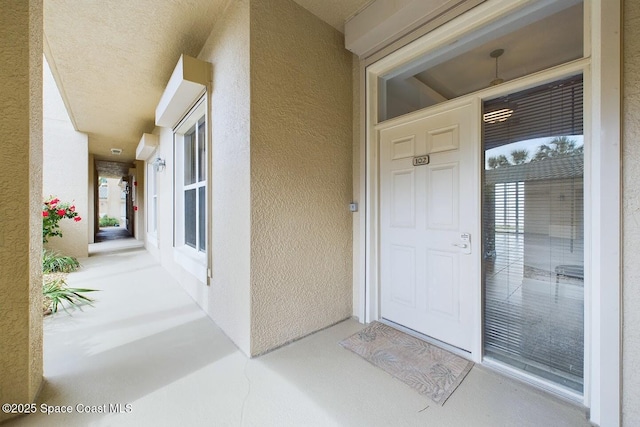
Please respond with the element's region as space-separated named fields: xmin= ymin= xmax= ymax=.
xmin=482 ymin=75 xmax=584 ymax=393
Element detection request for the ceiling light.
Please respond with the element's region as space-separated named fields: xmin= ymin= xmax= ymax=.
xmin=489 ymin=48 xmax=505 ymax=86
xmin=483 ymin=108 xmax=513 ymax=123
xmin=110 ymin=148 xmax=122 ymax=155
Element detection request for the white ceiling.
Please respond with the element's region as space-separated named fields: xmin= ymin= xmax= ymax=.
xmin=44 ymin=0 xmax=372 ymax=167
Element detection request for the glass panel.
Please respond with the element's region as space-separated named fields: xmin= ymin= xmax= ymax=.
xmin=151 ymin=196 xmax=157 ymax=233
xmin=184 ymin=126 xmax=196 ymax=185
xmin=483 ymin=76 xmax=584 ymax=393
xmin=197 ymin=117 xmax=206 ymax=183
xmin=149 ymin=165 xmax=157 ymax=233
xmin=185 ymin=189 xmax=196 ymax=248
xmin=198 ymin=186 xmax=206 ymax=252
xmin=380 ymin=1 xmax=583 ymax=121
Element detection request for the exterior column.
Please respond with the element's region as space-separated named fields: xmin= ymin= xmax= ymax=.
xmin=0 ymin=1 xmax=44 ymax=422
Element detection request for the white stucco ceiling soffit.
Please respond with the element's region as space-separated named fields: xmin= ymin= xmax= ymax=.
xmin=156 ymin=54 xmax=212 ymax=129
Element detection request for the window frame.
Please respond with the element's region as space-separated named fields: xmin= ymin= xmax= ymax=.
xmin=146 ymin=153 xmax=158 ymax=246
xmin=172 ymin=95 xmax=208 ymax=282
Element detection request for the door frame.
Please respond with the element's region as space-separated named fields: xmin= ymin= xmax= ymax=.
xmin=357 ymin=0 xmax=620 ymax=424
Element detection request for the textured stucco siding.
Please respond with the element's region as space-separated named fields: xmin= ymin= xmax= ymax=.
xmin=249 ymin=0 xmax=353 ymax=355
xmin=623 ymin=0 xmax=640 ymax=425
xmin=352 ymin=55 xmax=362 ymax=318
xmin=201 ymin=0 xmax=252 ymax=355
xmin=151 ymin=0 xmax=252 ymax=355
xmin=43 ymin=56 xmax=89 ymax=259
xmin=0 ymin=1 xmax=43 ymax=422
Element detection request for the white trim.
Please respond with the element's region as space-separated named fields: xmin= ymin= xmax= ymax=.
xmin=156 ymin=54 xmax=211 ymax=128
xmin=146 ymin=155 xmax=158 ymax=243
xmin=345 ymin=0 xmax=485 ymax=58
xmin=147 ymin=232 xmax=158 ymax=248
xmin=483 ymin=358 xmax=586 ymax=404
xmin=356 ymin=60 xmax=367 ymax=321
xmin=173 ymin=245 xmax=207 ymax=283
xmin=366 ymin=0 xmax=566 ymax=78
xmin=136 ymin=133 xmax=159 ymax=161
xmin=172 ymin=95 xmax=208 ymax=282
xmin=359 ymin=0 xmax=621 ymax=423
xmin=586 ymin=1 xmax=621 ymax=425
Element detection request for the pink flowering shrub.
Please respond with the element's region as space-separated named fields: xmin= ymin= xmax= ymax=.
xmin=42 ymin=197 xmax=82 ymax=243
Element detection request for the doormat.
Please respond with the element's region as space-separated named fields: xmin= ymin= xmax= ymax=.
xmin=340 ymin=322 xmax=473 ymax=405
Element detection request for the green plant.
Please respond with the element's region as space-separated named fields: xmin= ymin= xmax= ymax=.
xmin=99 ymin=215 xmax=120 ymax=227
xmin=43 ymin=277 xmax=97 ymax=314
xmin=42 ymin=249 xmax=80 ymax=273
xmin=42 ymin=197 xmax=82 ymax=243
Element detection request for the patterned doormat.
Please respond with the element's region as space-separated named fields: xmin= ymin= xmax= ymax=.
xmin=340 ymin=322 xmax=473 ymax=405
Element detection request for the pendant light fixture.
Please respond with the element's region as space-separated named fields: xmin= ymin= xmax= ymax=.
xmin=483 ymin=48 xmax=514 ymax=123
xmin=489 ymin=48 xmax=505 ymax=86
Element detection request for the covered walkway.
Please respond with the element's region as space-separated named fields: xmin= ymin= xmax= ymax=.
xmin=8 ymin=242 xmax=589 ymax=426
xmin=95 ymin=227 xmax=133 ymax=243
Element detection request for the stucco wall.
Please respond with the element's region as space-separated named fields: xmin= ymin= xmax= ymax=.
xmin=352 ymin=56 xmax=362 ymax=318
xmin=0 ymin=1 xmax=43 ymax=422
xmin=201 ymin=0 xmax=252 ymax=355
xmin=623 ymin=0 xmax=640 ymax=425
xmin=43 ymin=56 xmax=88 ymax=258
xmin=151 ymin=0 xmax=252 ymax=355
xmin=249 ymin=0 xmax=353 ymax=355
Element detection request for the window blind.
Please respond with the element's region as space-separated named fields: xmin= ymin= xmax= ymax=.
xmin=482 ymin=75 xmax=584 ymax=393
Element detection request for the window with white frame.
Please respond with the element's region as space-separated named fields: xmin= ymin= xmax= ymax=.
xmin=147 ymin=159 xmax=158 ymax=236
xmin=174 ymin=97 xmax=207 ymax=256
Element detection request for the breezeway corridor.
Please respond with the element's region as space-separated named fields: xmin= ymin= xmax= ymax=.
xmin=7 ymin=240 xmax=590 ymax=426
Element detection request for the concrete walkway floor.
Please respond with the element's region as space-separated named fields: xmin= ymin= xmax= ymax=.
xmin=7 ymin=243 xmax=591 ymax=426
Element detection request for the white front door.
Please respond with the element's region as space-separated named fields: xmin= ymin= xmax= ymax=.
xmin=379 ymin=101 xmax=479 ymax=352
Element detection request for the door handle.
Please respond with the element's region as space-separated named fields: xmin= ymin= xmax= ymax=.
xmin=453 ymin=233 xmax=472 ymax=254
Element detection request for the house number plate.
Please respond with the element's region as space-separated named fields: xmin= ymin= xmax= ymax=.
xmin=413 ymin=155 xmax=430 ymax=166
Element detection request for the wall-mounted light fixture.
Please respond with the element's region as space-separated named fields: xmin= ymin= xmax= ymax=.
xmin=153 ymin=157 xmax=166 ymax=172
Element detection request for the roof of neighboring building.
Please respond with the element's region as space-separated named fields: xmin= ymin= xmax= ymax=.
xmin=484 ymin=153 xmax=584 ymax=184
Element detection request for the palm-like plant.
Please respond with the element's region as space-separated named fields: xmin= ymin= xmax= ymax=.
xmin=42 ymin=249 xmax=80 ymax=273
xmin=533 ymin=136 xmax=582 ymax=161
xmin=487 ymin=154 xmax=511 ymax=169
xmin=510 ymin=149 xmax=529 ymax=164
xmin=43 ymin=278 xmax=98 ymax=314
